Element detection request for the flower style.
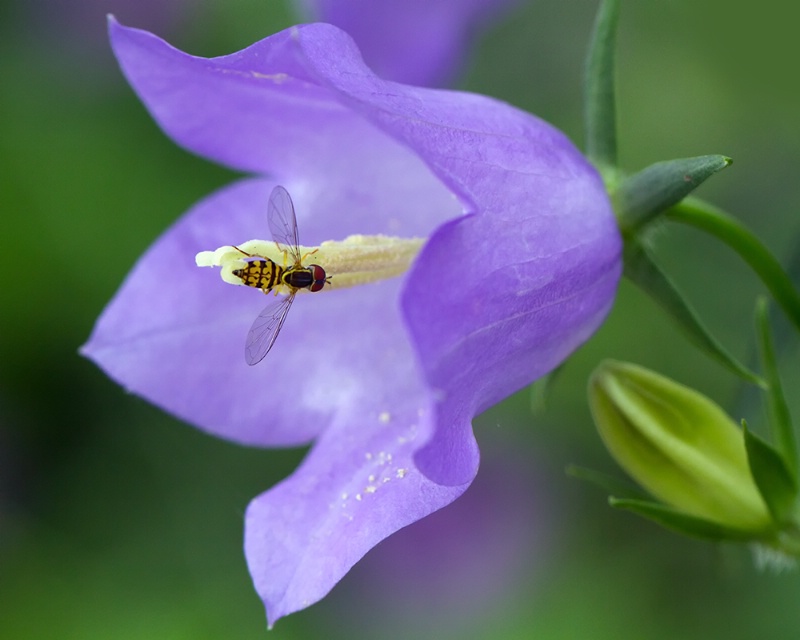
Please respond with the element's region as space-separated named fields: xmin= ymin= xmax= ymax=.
xmin=82 ymin=18 xmax=622 ymax=625
xmin=295 ymin=0 xmax=519 ymax=86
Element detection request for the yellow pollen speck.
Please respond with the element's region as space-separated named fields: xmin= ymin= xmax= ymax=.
xmin=368 ymin=474 xmax=376 ymax=483
xmin=365 ymin=452 xmax=373 ymax=460
xmin=378 ymin=411 xmax=391 ymax=423
xmin=365 ymin=485 xmax=377 ymax=494
xmin=355 ymin=493 xmax=362 ymax=501
xmin=396 ymin=468 xmax=407 ymax=478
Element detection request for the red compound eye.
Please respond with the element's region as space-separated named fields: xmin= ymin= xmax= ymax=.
xmin=308 ymin=264 xmax=327 ymax=292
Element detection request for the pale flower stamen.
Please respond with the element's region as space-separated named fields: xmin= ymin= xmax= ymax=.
xmin=196 ymin=234 xmax=426 ymax=292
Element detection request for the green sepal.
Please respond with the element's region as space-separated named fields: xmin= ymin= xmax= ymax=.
xmin=615 ymin=155 xmax=732 ymax=235
xmin=624 ymin=243 xmax=765 ymax=386
xmin=743 ymin=421 xmax=797 ymax=524
xmin=584 ymin=0 xmax=620 ymax=170
xmin=667 ymin=198 xmax=800 ymax=334
xmin=566 ymin=464 xmax=650 ymax=500
xmin=609 ymin=497 xmax=758 ymax=541
xmin=755 ymin=298 xmax=798 ymax=479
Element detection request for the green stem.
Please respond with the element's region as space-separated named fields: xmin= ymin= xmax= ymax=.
xmin=666 ymin=197 xmax=800 ymax=333
xmin=584 ymin=0 xmax=621 ymax=170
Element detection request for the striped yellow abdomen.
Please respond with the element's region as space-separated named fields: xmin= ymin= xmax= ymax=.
xmin=232 ymin=259 xmax=284 ymax=292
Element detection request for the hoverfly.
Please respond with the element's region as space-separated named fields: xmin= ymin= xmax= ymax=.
xmin=232 ymin=185 xmax=330 ymax=365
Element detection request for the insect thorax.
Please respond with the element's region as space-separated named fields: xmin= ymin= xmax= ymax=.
xmin=282 ymin=266 xmax=316 ymax=290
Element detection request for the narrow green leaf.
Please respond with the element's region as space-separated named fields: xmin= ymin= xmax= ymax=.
xmin=566 ymin=464 xmax=650 ymax=500
xmin=615 ymin=155 xmax=732 ymax=235
xmin=584 ymin=0 xmax=620 ymax=169
xmin=743 ymin=421 xmax=797 ymax=523
xmin=667 ymin=197 xmax=800 ymax=334
xmin=610 ymin=497 xmax=758 ymax=541
xmin=755 ymin=298 xmax=798 ymax=479
xmin=624 ymin=243 xmax=765 ymax=386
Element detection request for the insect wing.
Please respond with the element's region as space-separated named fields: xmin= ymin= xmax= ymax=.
xmin=268 ymin=185 xmax=302 ymax=264
xmin=244 ymin=293 xmax=296 ymax=366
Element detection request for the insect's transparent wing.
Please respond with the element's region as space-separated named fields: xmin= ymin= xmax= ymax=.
xmin=268 ymin=185 xmax=301 ymax=264
xmin=244 ymin=293 xmax=296 ymax=366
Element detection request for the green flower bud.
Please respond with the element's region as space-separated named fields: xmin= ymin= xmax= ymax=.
xmin=589 ymin=360 xmax=772 ymax=533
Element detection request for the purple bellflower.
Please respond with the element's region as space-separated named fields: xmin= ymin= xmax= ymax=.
xmin=83 ymin=18 xmax=621 ymax=626
xmin=295 ymin=0 xmax=520 ymax=86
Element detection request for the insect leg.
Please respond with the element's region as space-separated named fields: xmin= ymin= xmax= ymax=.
xmin=299 ymin=248 xmax=319 ymax=263
xmin=231 ymin=245 xmax=253 ymax=257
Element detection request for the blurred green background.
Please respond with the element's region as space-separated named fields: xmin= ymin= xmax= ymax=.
xmin=2 ymin=1 xmax=800 ymax=638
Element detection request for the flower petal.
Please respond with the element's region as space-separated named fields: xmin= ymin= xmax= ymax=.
xmin=329 ymin=439 xmax=550 ymax=632
xmin=244 ymin=385 xmax=474 ymax=626
xmin=296 ymin=0 xmax=519 ymax=86
xmin=108 ymin=18 xmax=462 ymax=236
xmin=109 ymin=19 xmax=315 ymax=175
xmin=107 ymin=16 xmax=440 ymax=196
